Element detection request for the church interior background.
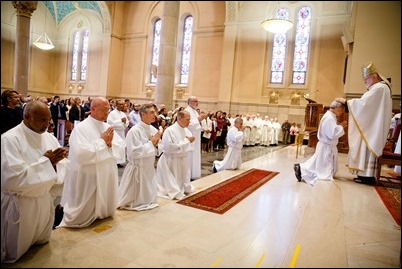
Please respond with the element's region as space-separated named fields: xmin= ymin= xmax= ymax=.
xmin=1 ymin=1 xmax=400 ymax=127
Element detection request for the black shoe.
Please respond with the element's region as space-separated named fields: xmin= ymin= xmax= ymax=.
xmin=353 ymin=176 xmax=375 ymax=185
xmin=213 ymin=166 xmax=217 ymax=173
xmin=294 ymin=164 xmax=302 ymax=182
xmin=53 ymin=204 xmax=64 ymax=229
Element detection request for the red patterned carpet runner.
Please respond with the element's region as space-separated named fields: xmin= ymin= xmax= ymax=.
xmin=177 ymin=168 xmax=279 ymax=214
xmin=374 ymin=185 xmax=401 ymax=226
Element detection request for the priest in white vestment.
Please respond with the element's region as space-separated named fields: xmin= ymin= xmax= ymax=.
xmin=1 ymin=101 xmax=69 ymax=263
xmin=294 ymin=100 xmax=347 ymax=185
xmin=213 ymin=117 xmax=245 ymax=172
xmin=260 ymin=116 xmax=271 ymax=146
xmin=117 ymin=104 xmax=161 ymax=211
xmin=242 ymin=115 xmax=252 ymax=146
xmin=336 ymin=62 xmax=392 ymax=184
xmin=270 ymin=118 xmax=281 ymax=146
xmin=107 ymin=99 xmax=129 ymax=165
xmin=58 ymin=97 xmax=126 ymax=228
xmin=156 ymin=110 xmax=196 ymax=200
xmin=184 ymin=96 xmax=205 ymax=180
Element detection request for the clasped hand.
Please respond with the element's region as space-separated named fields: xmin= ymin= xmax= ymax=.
xmin=44 ymin=147 xmax=68 ymax=166
xmin=101 ymin=127 xmax=114 ymax=147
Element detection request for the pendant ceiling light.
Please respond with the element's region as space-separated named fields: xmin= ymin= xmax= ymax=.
xmin=33 ymin=8 xmax=54 ymax=50
xmin=261 ymin=1 xmax=293 ymax=34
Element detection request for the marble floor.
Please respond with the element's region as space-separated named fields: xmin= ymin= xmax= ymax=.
xmin=2 ymin=145 xmax=401 ymax=268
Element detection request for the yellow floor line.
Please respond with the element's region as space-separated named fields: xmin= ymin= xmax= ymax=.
xmin=210 ymin=257 xmax=222 ymax=268
xmin=254 ymin=252 xmax=266 ymax=267
xmin=289 ymin=244 xmax=301 ymax=268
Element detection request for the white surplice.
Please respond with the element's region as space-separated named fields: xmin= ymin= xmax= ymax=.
xmin=347 ymin=81 xmax=392 ymax=177
xmin=213 ymin=126 xmax=245 ymax=172
xmin=300 ymin=110 xmax=345 ymax=185
xmin=117 ymin=121 xmax=159 ymax=211
xmin=156 ymin=122 xmax=195 ymax=200
xmin=59 ymin=116 xmax=125 ymax=228
xmin=107 ymin=109 xmax=129 ymax=164
xmin=185 ymin=106 xmax=202 ymax=179
xmin=270 ymin=121 xmax=281 ymax=145
xmin=1 ymin=123 xmax=69 ymax=263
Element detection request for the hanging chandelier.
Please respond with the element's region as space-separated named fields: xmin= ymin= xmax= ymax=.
xmin=33 ymin=7 xmax=54 ymax=50
xmin=261 ymin=2 xmax=293 ymax=34
xmin=33 ymin=32 xmax=54 ymax=50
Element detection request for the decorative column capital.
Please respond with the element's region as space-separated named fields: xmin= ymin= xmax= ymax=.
xmin=12 ymin=1 xmax=38 ymax=18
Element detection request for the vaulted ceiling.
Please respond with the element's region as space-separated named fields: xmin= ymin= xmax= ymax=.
xmin=42 ymin=1 xmax=103 ymax=26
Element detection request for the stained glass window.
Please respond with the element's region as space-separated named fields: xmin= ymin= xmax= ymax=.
xmin=270 ymin=8 xmax=289 ymax=84
xmin=150 ymin=19 xmax=161 ymax=83
xmin=71 ymin=31 xmax=80 ymax=81
xmin=70 ymin=30 xmax=89 ymax=82
xmin=292 ymin=6 xmax=311 ymax=84
xmin=80 ymin=30 xmax=89 ymax=81
xmin=180 ymin=16 xmax=193 ymax=84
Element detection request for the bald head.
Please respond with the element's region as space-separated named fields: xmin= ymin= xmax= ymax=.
xmin=90 ymin=97 xmax=110 ymax=122
xmin=91 ymin=97 xmax=109 ymax=108
xmin=23 ymin=100 xmax=51 ymax=133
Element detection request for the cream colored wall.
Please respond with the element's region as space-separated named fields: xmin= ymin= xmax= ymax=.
xmin=346 ymin=1 xmax=401 ymax=108
xmin=314 ymin=24 xmax=346 ymax=106
xmin=114 ymin=1 xmax=225 ymax=108
xmin=1 ymin=1 xmax=16 ymax=90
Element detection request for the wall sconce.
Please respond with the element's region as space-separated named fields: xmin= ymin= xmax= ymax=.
xmin=176 ymin=88 xmax=185 ymax=99
xmin=77 ymin=84 xmax=84 ymax=92
xmin=269 ymin=90 xmax=279 ymax=104
xmin=146 ymin=87 xmax=154 ymax=98
xmin=67 ymin=84 xmax=74 ymax=92
xmin=261 ymin=2 xmax=293 ymax=34
xmin=290 ymin=91 xmax=301 ymax=105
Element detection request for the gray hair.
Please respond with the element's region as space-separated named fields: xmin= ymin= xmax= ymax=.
xmin=234 ymin=117 xmax=243 ymax=124
xmin=330 ymin=100 xmax=344 ymax=109
xmin=139 ymin=103 xmax=155 ymax=116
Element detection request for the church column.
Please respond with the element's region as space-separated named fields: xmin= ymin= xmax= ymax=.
xmin=218 ymin=1 xmax=239 ymax=113
xmin=155 ymin=1 xmax=180 ymax=109
xmin=12 ymin=1 xmax=37 ymax=97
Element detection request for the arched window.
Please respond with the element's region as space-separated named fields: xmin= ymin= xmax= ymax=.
xmin=71 ymin=29 xmax=89 ymax=82
xmin=180 ymin=15 xmax=193 ymax=84
xmin=150 ymin=19 xmax=162 ymax=83
xmin=270 ymin=8 xmax=290 ymax=84
xmin=292 ymin=6 xmax=312 ymax=85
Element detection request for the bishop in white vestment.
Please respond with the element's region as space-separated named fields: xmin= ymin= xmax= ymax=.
xmin=340 ymin=62 xmax=392 ymax=183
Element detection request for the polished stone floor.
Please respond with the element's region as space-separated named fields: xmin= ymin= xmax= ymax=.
xmin=2 ymin=145 xmax=401 ymax=268
xmin=198 ymin=144 xmax=285 ymax=178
